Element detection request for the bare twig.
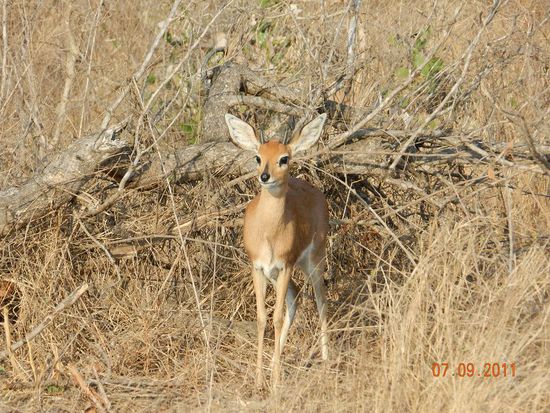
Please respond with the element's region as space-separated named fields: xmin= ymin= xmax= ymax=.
xmin=68 ymin=363 xmax=109 ymax=413
xmin=3 ymin=306 xmax=24 ymax=377
xmin=503 ymin=112 xmax=550 ymax=174
xmin=389 ymin=0 xmax=504 ymax=170
xmin=91 ymin=366 xmax=112 ymax=411
xmin=201 ymin=32 xmax=227 ymax=87
xmin=321 ymin=1 xmax=349 ymax=97
xmin=100 ymin=0 xmax=183 ymax=129
xmin=76 ymin=216 xmax=118 ymax=266
xmin=78 ymin=0 xmax=104 ymax=138
xmin=500 ymin=169 xmax=515 ymax=274
xmin=342 ymin=0 xmax=361 ymax=96
xmin=0 ymin=283 xmax=89 ymax=360
xmin=327 ymin=6 xmax=461 ymax=150
xmin=322 ymin=0 xmax=361 ymax=98
xmin=0 ymin=0 xmax=8 ymax=103
xmin=52 ymin=2 xmax=79 ymax=146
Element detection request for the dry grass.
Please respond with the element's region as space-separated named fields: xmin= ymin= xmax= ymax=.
xmin=1 ymin=0 xmax=549 ymax=411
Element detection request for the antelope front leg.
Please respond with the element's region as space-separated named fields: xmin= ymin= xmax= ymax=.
xmin=252 ymin=267 xmax=267 ymax=388
xmin=272 ymin=266 xmax=292 ymax=391
xmin=278 ymin=279 xmax=298 ymax=353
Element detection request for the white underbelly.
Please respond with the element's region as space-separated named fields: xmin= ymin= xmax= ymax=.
xmin=252 ymin=239 xmax=315 ymax=284
xmin=253 ymin=242 xmax=284 ymax=284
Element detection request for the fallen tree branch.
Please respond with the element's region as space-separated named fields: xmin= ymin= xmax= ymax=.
xmin=0 ymin=121 xmax=129 ymax=236
xmin=2 ymin=121 xmax=548 ymax=236
xmin=225 ymin=95 xmax=303 ymax=116
xmin=201 ymin=62 xmax=304 ymax=142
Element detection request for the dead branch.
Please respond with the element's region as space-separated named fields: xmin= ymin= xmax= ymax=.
xmin=225 ymin=95 xmax=303 ymax=117
xmin=2 ymin=28 xmax=549 ymax=237
xmin=68 ymin=363 xmax=110 ymax=413
xmin=389 ymin=0 xmax=503 ymax=170
xmin=1 ymin=119 xmax=548 ymax=237
xmin=201 ymin=62 xmax=303 ymax=142
xmin=0 ymin=283 xmax=89 ymax=360
xmin=339 ymin=0 xmax=362 ymax=97
xmin=0 ymin=122 xmax=128 ymax=236
xmin=52 ymin=4 xmax=79 ymax=147
xmin=202 ymin=63 xmax=246 ymax=142
xmin=3 ymin=307 xmax=21 ymax=377
xmin=100 ymin=0 xmax=183 ymax=129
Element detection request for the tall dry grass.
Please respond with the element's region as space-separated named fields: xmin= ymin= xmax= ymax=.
xmin=0 ymin=0 xmax=549 ymax=411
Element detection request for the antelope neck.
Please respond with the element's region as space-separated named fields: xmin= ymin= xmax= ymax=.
xmin=258 ymin=182 xmax=288 ymax=220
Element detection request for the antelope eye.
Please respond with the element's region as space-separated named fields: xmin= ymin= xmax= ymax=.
xmin=279 ymin=156 xmax=289 ymax=166
xmin=255 ymin=155 xmax=261 ymax=164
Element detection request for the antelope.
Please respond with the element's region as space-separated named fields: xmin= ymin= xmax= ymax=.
xmin=225 ymin=113 xmax=329 ymax=390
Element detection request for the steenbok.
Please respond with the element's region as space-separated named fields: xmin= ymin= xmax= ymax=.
xmin=225 ymin=113 xmax=329 ymax=390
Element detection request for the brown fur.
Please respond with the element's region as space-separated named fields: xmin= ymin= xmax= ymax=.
xmin=244 ymin=176 xmax=329 ymax=266
xmin=243 ymin=140 xmax=329 ymax=391
xmin=224 ymin=114 xmax=329 ymax=391
xmin=243 ymin=141 xmax=329 ymax=266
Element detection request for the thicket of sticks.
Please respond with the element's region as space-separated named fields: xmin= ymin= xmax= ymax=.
xmin=0 ymin=0 xmax=548 ymax=410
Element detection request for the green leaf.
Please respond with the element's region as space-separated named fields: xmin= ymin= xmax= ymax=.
xmin=395 ymin=66 xmax=410 ymax=79
xmin=413 ymin=36 xmax=427 ymax=52
xmin=421 ymin=57 xmax=444 ymax=77
xmin=180 ymin=122 xmax=198 ymax=144
xmin=413 ymin=27 xmax=431 ymax=52
xmin=46 ymin=385 xmax=65 ymax=394
xmin=412 ymin=51 xmax=425 ymax=69
xmin=164 ymin=31 xmax=173 ymax=45
xmin=259 ymin=0 xmax=278 ymax=7
xmin=388 ymin=35 xmax=399 ymax=47
xmin=428 ymin=119 xmax=440 ymax=129
xmin=256 ymin=21 xmax=272 ymax=49
xmin=258 ymin=31 xmax=267 ymax=48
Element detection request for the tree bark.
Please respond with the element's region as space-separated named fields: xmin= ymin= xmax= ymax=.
xmin=1 ymin=122 xmax=548 ymax=237
xmin=0 ymin=123 xmax=128 ymax=236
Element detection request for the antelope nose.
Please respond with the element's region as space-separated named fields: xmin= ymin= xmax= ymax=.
xmin=260 ymin=172 xmax=270 ymax=183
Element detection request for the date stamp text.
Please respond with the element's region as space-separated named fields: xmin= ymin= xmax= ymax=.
xmin=432 ymin=362 xmax=516 ymax=378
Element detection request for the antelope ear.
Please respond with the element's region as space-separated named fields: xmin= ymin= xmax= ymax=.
xmin=288 ymin=113 xmax=327 ymax=154
xmin=224 ymin=114 xmax=259 ymax=151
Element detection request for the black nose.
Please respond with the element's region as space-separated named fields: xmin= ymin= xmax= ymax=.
xmin=260 ymin=172 xmax=270 ymax=183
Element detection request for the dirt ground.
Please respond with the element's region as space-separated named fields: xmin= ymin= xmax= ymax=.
xmin=0 ymin=0 xmax=549 ymax=411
